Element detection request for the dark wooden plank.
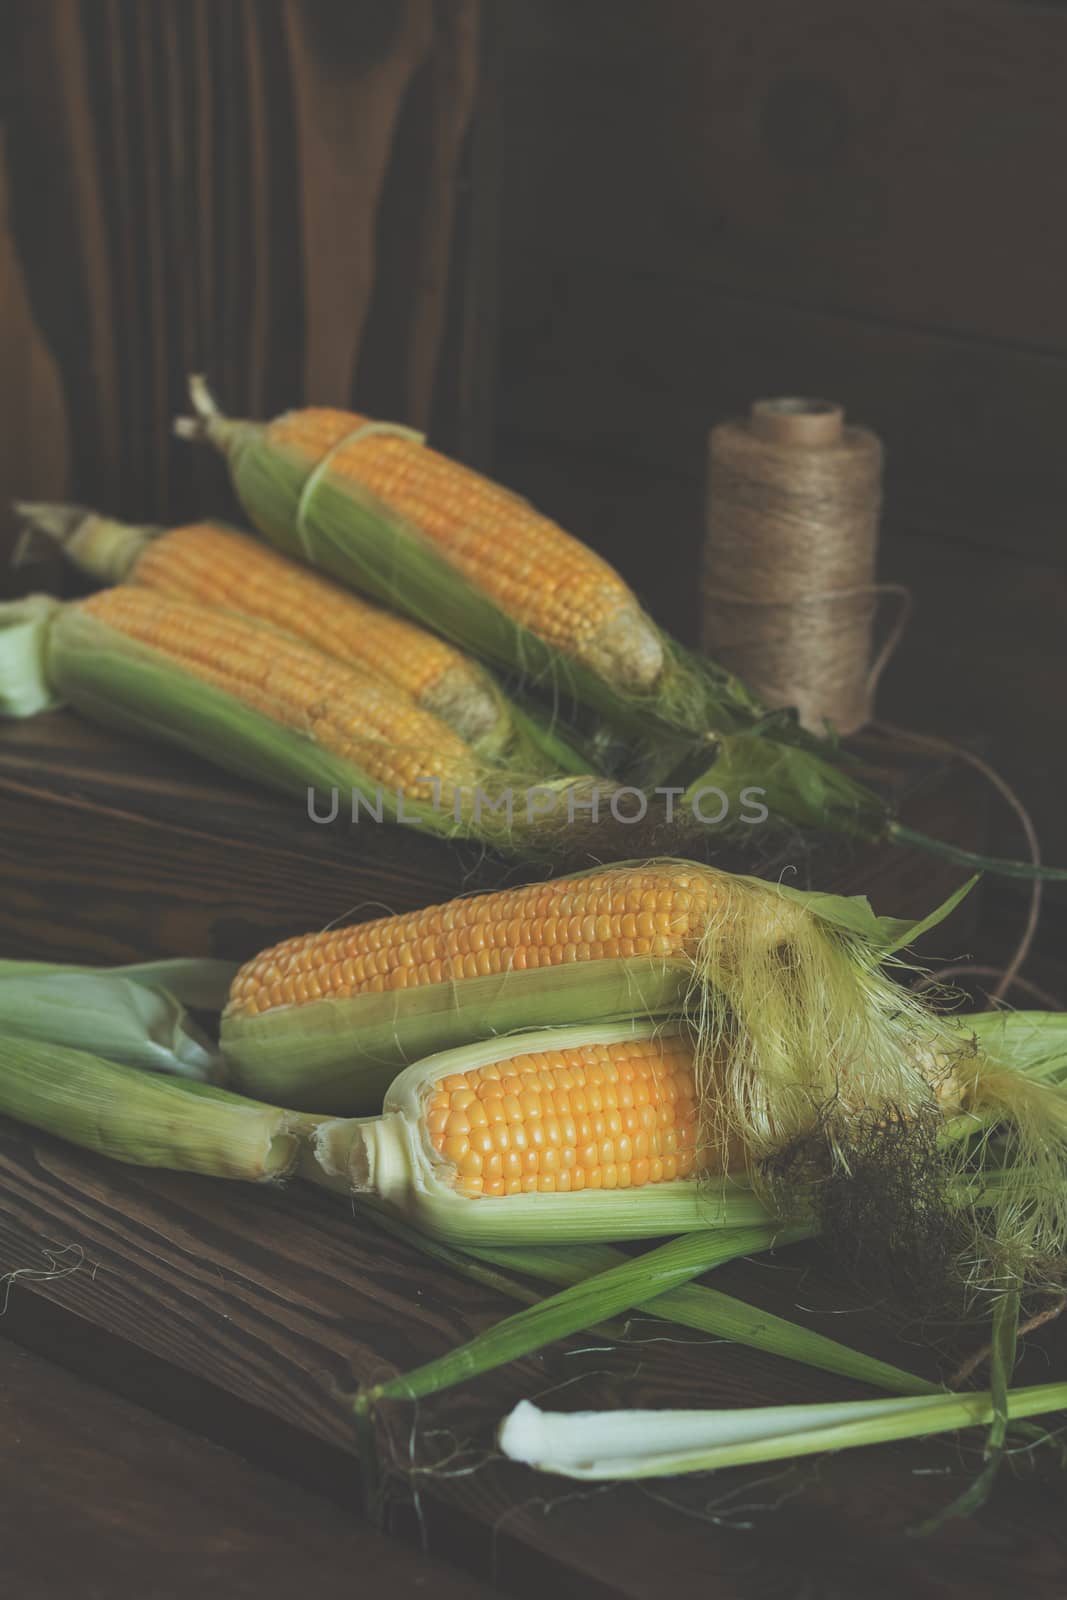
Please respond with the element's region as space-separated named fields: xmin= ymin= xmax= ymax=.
xmin=0 ymin=1338 xmax=494 ymax=1600
xmin=499 ymin=0 xmax=1067 ymax=353
xmin=2 ymin=1118 xmax=1067 ymax=1599
xmin=0 ymin=711 xmax=986 ymax=968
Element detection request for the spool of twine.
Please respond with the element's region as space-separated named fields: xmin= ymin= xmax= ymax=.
xmin=704 ymin=397 xmax=900 ymax=735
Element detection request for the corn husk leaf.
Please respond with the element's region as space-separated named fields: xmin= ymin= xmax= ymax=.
xmin=750 ymin=869 xmax=978 ymax=957
xmin=0 ymin=593 xmax=64 ymax=715
xmin=366 ymin=1225 xmax=807 ymax=1404
xmin=0 ymin=960 xmax=227 ymax=1079
xmin=223 ymin=956 xmax=693 ymax=1112
xmin=465 ymin=1239 xmax=934 ymax=1396
xmin=963 ymin=1011 xmax=1067 ymax=1086
xmin=497 ymin=1382 xmax=1067 ymax=1481
xmin=0 ymin=956 xmax=237 ymax=1012
xmin=355 ymin=1203 xmax=932 ymax=1397
xmin=678 ymin=731 xmax=888 ymax=841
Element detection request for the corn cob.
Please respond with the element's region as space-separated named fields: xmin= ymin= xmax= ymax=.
xmin=174 ymin=381 xmax=670 ymax=702
xmin=265 ymin=408 xmax=665 ymax=691
xmin=9 ymin=589 xmax=625 ymax=857
xmin=222 ymin=861 xmax=727 ymax=1109
xmin=69 ymin=585 xmax=478 ymax=804
xmin=311 ymin=1022 xmax=772 ymax=1243
xmin=16 ymin=503 xmax=507 ymax=748
xmin=220 ymin=855 xmax=974 ymax=1223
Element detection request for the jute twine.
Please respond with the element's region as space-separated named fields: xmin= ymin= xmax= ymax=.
xmin=704 ymin=397 xmax=906 ymax=735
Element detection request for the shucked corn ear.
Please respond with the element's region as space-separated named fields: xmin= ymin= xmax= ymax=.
xmin=223 ymin=860 xmax=729 ymax=1109
xmin=16 ymin=503 xmax=509 ymax=750
xmin=222 ymin=857 xmax=983 ymax=1214
xmin=2 ymin=589 xmax=618 ymax=855
xmin=312 ymin=1022 xmax=772 ymax=1244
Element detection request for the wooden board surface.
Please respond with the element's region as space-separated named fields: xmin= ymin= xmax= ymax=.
xmin=2 ymin=712 xmax=1063 ymax=1596
xmin=0 ymin=711 xmax=987 ymax=967
xmin=2 ymin=1118 xmax=1067 ymax=1600
xmin=0 ymin=1338 xmax=496 ymax=1600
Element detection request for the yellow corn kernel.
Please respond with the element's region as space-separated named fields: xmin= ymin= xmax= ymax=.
xmin=77 ymin=586 xmax=478 ymax=802
xmin=268 ymin=407 xmax=664 ymax=691
xmin=132 ymin=521 xmax=499 ymax=742
xmin=422 ymin=1035 xmax=703 ymax=1196
xmin=225 ymin=863 xmax=719 ymax=1019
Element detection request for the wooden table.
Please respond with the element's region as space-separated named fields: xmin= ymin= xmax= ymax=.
xmin=4 ymin=714 xmax=1064 ymax=1598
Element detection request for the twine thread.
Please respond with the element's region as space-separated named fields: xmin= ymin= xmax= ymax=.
xmin=294 ymin=420 xmax=425 ymax=558
xmin=704 ymin=401 xmax=886 ymax=735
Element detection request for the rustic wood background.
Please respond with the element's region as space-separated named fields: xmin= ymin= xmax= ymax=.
xmin=0 ymin=0 xmax=487 ymax=580
xmin=491 ymin=0 xmax=1067 ymax=885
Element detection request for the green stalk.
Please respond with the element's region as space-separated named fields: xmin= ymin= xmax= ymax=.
xmin=0 ymin=1034 xmax=319 ymax=1181
xmin=889 ymin=823 xmax=1067 ymax=883
xmin=360 ymin=1225 xmax=808 ymax=1406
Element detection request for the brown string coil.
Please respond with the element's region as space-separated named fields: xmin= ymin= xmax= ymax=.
xmin=704 ymin=397 xmax=893 ymax=735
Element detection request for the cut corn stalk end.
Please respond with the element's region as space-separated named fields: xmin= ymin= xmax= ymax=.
xmin=17 ymin=501 xmax=158 ymax=584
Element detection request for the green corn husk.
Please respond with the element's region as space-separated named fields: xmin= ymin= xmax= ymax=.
xmin=220 ymin=863 xmax=973 ymax=1116
xmin=0 ymin=957 xmax=234 ymax=1079
xmin=366 ymin=1205 xmax=934 ymax=1397
xmin=0 ymin=596 xmax=636 ymax=862
xmin=15 ymin=500 xmax=596 ymax=778
xmin=0 ymin=595 xmax=64 ymax=715
xmin=172 ymin=380 xmax=1067 ymax=882
xmin=0 ymin=1034 xmax=320 ymax=1181
xmin=497 ymin=1381 xmax=1067 ymax=1481
xmin=172 ymin=381 xmax=786 ymax=753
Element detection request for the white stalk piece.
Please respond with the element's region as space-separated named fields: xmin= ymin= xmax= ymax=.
xmin=498 ymin=1385 xmax=1067 ymax=1480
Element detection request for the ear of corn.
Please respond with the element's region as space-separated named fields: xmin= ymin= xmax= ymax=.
xmin=222 ymin=861 xmax=719 ymax=1111
xmin=173 ymin=386 xmax=1067 ymax=884
xmin=9 ymin=589 xmax=622 ymax=856
xmin=220 ymin=857 xmax=972 ymax=1184
xmin=173 ymin=382 xmax=785 ymax=755
xmin=57 ymin=584 xmax=481 ymax=801
xmin=312 ymin=1021 xmax=774 ymax=1244
xmin=17 ymin=502 xmax=518 ymax=753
